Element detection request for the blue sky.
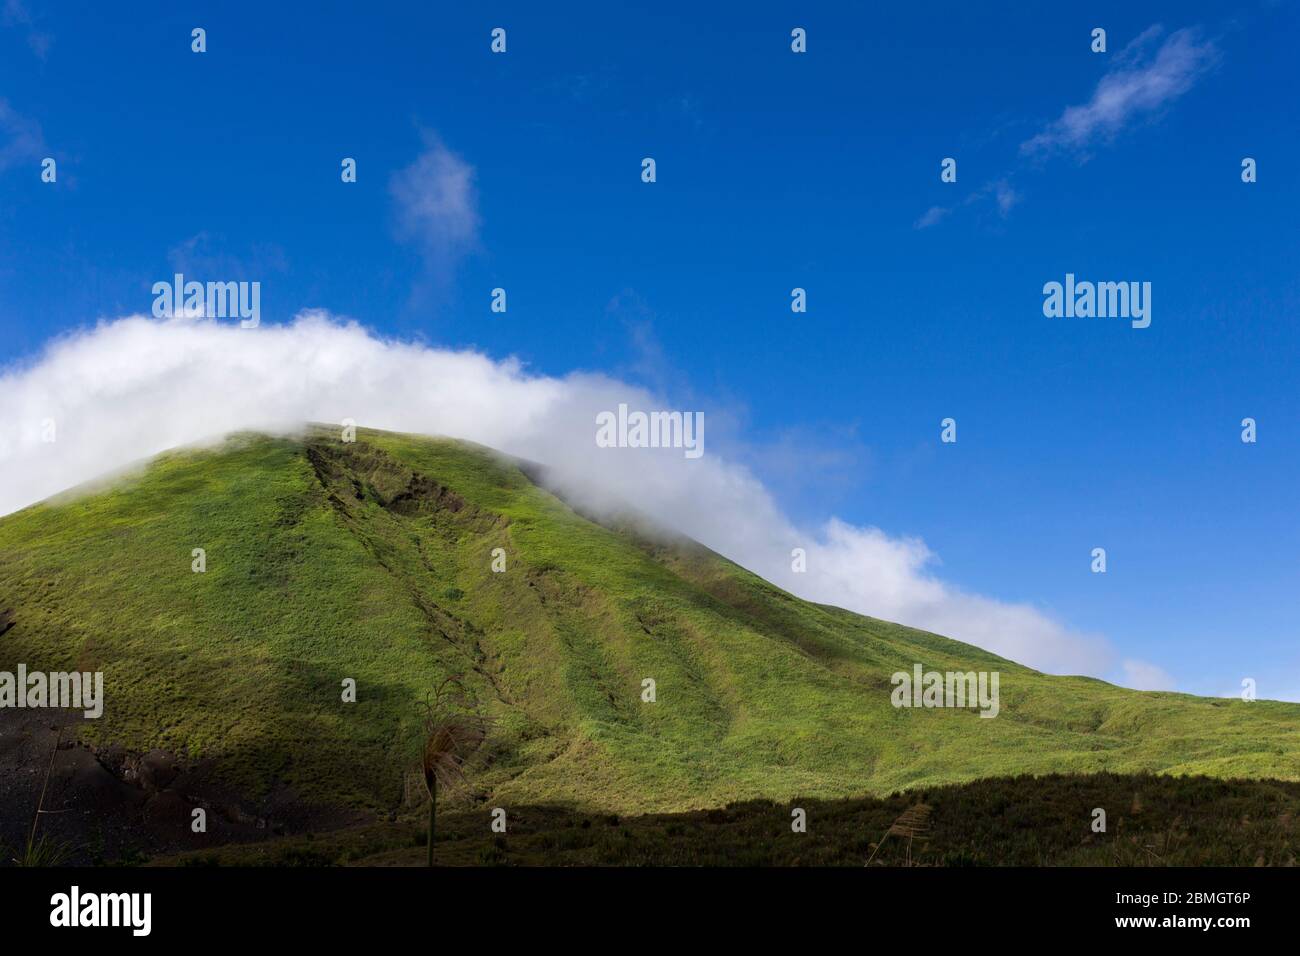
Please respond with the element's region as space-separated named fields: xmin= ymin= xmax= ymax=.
xmin=2 ymin=1 xmax=1298 ymax=698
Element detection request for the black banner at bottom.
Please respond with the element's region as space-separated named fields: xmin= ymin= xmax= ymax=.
xmin=0 ymin=866 xmax=1280 ymax=940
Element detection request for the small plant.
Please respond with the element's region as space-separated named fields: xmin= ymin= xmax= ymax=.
xmin=866 ymin=802 xmax=932 ymax=866
xmin=108 ymin=845 xmax=150 ymax=867
xmin=419 ymin=677 xmax=490 ymax=867
xmin=6 ymin=833 xmax=70 ymax=867
xmin=8 ymin=726 xmax=70 ymax=867
xmin=476 ymin=844 xmax=507 ymax=865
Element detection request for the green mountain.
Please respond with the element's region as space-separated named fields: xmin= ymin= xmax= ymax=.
xmin=2 ymin=426 xmax=1297 ymax=825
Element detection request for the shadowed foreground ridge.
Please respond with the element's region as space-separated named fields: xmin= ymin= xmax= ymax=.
xmin=164 ymin=772 xmax=1300 ymax=867
xmin=1 ymin=426 xmax=1297 ymax=863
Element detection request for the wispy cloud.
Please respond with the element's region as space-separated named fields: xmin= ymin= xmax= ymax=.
xmin=389 ymin=133 xmax=480 ymax=286
xmin=1021 ymin=26 xmax=1219 ymax=158
xmin=3 ymin=0 xmax=51 ymax=60
xmin=993 ymin=180 xmax=1019 ymax=215
xmin=166 ymin=232 xmax=288 ymax=279
xmin=914 ymin=205 xmax=951 ymax=230
xmin=1121 ymin=659 xmax=1178 ymax=692
xmin=0 ymin=98 xmax=46 ymax=172
xmin=918 ymin=25 xmax=1218 ymax=229
xmin=913 ymin=178 xmax=1019 ymax=230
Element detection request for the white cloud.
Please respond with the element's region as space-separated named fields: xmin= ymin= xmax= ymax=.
xmin=913 ymin=205 xmax=950 ymax=230
xmin=919 ymin=25 xmax=1217 ymax=228
xmin=1119 ymin=659 xmax=1177 ymax=692
xmin=0 ymin=97 xmax=46 ymax=171
xmin=915 ymin=178 xmax=1019 ymax=230
xmin=1021 ymin=26 xmax=1218 ymax=157
xmin=993 ymin=180 xmax=1019 ymax=215
xmin=389 ymin=134 xmax=480 ymax=281
xmin=3 ymin=312 xmax=1146 ymax=682
xmin=3 ymin=0 xmax=51 ymax=60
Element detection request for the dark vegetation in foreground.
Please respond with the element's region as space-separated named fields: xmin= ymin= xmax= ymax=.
xmin=153 ymin=772 xmax=1300 ymax=867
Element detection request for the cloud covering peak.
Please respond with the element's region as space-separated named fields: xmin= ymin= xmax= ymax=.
xmin=2 ymin=312 xmax=1158 ymax=686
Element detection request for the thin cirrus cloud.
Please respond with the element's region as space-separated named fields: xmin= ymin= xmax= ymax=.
xmin=915 ymin=24 xmax=1219 ymax=229
xmin=1020 ymin=25 xmax=1220 ymax=158
xmin=0 ymin=97 xmax=46 ymax=172
xmin=388 ymin=133 xmax=481 ymax=285
xmin=914 ymin=178 xmax=1019 ymax=230
xmin=2 ymin=0 xmax=52 ymax=60
xmin=1120 ymin=659 xmax=1177 ymax=693
xmin=1 ymin=309 xmax=1182 ymax=694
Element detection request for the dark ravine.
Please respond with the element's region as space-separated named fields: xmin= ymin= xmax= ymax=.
xmin=0 ymin=708 xmax=361 ymax=866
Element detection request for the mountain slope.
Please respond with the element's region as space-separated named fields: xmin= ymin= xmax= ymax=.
xmin=1 ymin=426 xmax=1296 ymax=818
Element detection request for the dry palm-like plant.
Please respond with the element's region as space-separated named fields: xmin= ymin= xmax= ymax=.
xmin=866 ymin=802 xmax=932 ymax=866
xmin=3 ymin=726 xmax=70 ymax=867
xmin=420 ymin=677 xmax=490 ymax=867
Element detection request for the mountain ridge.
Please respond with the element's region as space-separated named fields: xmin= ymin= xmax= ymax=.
xmin=1 ymin=425 xmax=1296 ymax=829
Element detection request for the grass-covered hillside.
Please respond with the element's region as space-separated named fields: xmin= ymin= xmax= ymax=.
xmin=2 ymin=426 xmax=1297 ymax=821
